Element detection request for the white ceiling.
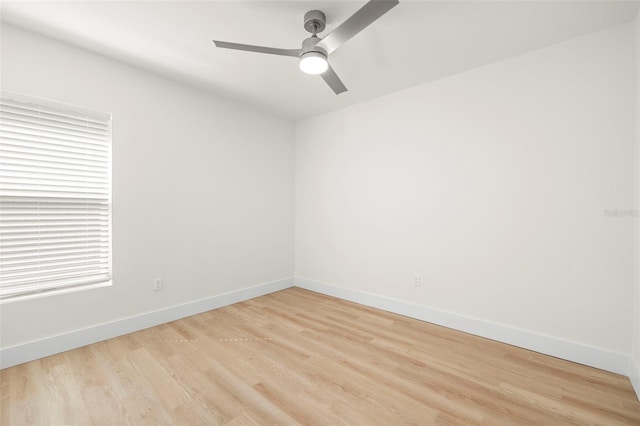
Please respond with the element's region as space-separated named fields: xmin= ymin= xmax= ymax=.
xmin=1 ymin=1 xmax=638 ymax=121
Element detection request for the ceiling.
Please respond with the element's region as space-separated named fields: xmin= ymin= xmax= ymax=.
xmin=1 ymin=1 xmax=638 ymax=121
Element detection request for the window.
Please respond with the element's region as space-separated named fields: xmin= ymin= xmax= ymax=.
xmin=0 ymin=92 xmax=112 ymax=301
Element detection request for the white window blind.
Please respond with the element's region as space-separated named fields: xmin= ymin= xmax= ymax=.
xmin=0 ymin=93 xmax=112 ymax=300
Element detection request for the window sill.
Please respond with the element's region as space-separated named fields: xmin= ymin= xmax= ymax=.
xmin=0 ymin=280 xmax=113 ymax=304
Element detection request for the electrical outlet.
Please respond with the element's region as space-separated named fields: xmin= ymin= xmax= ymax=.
xmin=413 ymin=274 xmax=421 ymax=287
xmin=153 ymin=277 xmax=164 ymax=292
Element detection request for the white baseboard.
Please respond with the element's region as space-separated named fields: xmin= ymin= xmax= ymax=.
xmin=0 ymin=277 xmax=294 ymax=369
xmin=630 ymin=357 xmax=640 ymax=400
xmin=3 ymin=274 xmax=637 ymax=399
xmin=295 ymin=277 xmax=632 ymax=376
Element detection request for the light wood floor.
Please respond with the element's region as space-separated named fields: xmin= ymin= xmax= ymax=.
xmin=1 ymin=288 xmax=639 ymax=425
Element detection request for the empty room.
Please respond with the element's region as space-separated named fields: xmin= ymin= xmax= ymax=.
xmin=1 ymin=0 xmax=640 ymax=424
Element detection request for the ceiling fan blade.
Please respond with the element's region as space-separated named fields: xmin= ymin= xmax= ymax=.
xmin=321 ymin=65 xmax=348 ymax=95
xmin=317 ymin=0 xmax=398 ymax=55
xmin=213 ymin=40 xmax=301 ymax=57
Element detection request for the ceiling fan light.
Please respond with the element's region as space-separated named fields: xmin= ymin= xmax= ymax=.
xmin=299 ymin=51 xmax=328 ymax=75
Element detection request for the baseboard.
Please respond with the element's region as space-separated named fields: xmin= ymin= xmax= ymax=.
xmin=3 ymin=274 xmax=635 ymax=387
xmin=0 ymin=277 xmax=294 ymax=369
xmin=630 ymin=357 xmax=640 ymax=400
xmin=295 ymin=277 xmax=631 ymax=376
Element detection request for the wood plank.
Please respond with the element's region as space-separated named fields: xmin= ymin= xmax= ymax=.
xmin=1 ymin=287 xmax=639 ymax=425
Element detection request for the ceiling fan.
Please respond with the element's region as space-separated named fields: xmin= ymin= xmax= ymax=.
xmin=212 ymin=0 xmax=399 ymax=95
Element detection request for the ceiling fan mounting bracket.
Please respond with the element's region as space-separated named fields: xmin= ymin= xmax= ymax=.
xmin=303 ymin=10 xmax=326 ymax=34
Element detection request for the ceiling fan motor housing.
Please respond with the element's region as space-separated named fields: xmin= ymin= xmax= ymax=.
xmin=301 ymin=37 xmax=327 ymax=57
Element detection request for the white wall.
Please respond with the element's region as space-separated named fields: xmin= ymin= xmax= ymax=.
xmin=295 ymin=23 xmax=636 ymax=354
xmin=0 ymin=24 xmax=294 ymax=349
